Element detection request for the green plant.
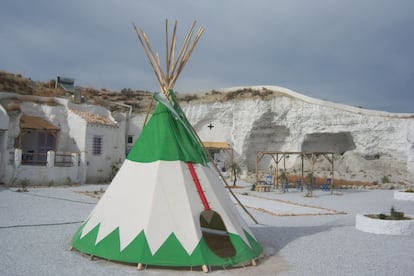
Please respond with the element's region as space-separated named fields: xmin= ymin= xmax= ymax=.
xmin=305 ymin=172 xmax=314 ymax=184
xmin=390 ymin=206 xmax=405 ymax=220
xmin=279 ymin=170 xmax=287 ymax=183
xmin=304 ymin=172 xmax=315 ymax=197
xmin=369 ymin=206 xmax=411 ymax=220
xmin=111 ymin=162 xmax=121 ymax=179
xmin=225 ymin=160 xmax=242 ymax=187
xmin=404 ymin=188 xmax=414 ymax=193
xmin=382 ymin=175 xmax=390 ymax=184
xmin=17 ymin=179 xmax=29 ymax=192
xmin=378 ymin=213 xmax=387 ymax=220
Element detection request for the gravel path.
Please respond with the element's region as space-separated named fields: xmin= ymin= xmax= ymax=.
xmin=0 ymin=185 xmax=413 ymax=275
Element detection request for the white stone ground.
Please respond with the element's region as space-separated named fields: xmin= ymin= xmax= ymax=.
xmin=0 ymin=182 xmax=413 ymax=276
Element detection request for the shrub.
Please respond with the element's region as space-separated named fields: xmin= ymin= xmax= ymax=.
xmin=378 ymin=213 xmax=386 ymax=220
xmin=16 ymin=179 xmax=29 ymax=192
xmin=390 ymin=206 xmax=405 ymax=220
xmin=181 ymin=94 xmax=198 ymax=102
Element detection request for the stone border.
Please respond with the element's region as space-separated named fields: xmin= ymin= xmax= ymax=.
xmin=355 ymin=214 xmax=414 ymax=235
xmin=394 ymin=191 xmax=414 ymax=201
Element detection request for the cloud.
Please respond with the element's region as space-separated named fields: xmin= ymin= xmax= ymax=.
xmin=1 ymin=0 xmax=413 ymax=112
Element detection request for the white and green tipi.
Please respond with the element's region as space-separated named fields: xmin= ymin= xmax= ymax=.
xmin=71 ymin=20 xmax=262 ymax=271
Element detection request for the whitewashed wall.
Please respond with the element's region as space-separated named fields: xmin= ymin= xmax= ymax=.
xmin=1 ymin=94 xmax=128 ymax=185
xmin=126 ymin=114 xmax=147 ymax=152
xmin=2 ymin=149 xmax=80 ymax=186
xmin=84 ymin=124 xmax=124 ymax=183
xmin=0 ymin=105 xmax=8 ymax=183
xmin=66 ymin=107 xmax=88 ymax=184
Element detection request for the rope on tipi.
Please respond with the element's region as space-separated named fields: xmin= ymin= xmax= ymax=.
xmin=133 ymin=19 xmax=258 ymax=224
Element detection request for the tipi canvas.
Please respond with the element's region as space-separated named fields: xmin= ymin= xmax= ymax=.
xmin=71 ymin=20 xmax=262 ymax=270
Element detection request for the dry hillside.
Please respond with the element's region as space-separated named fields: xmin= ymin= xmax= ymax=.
xmin=0 ymin=71 xmax=153 ymax=113
xmin=0 ymin=70 xmax=280 ymax=113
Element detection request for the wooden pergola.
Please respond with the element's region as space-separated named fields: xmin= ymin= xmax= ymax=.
xmin=202 ymin=141 xmax=234 ymax=174
xmin=202 ymin=142 xmax=233 ymax=160
xmin=255 ymin=151 xmax=335 ymax=195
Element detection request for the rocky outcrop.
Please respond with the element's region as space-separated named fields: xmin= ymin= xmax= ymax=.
xmin=182 ymin=86 xmax=414 ymax=185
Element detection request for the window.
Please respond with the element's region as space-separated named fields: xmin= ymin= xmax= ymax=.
xmin=128 ymin=135 xmax=133 ymax=144
xmin=92 ymin=135 xmax=103 ymax=155
xmin=38 ymin=132 xmax=55 ymax=153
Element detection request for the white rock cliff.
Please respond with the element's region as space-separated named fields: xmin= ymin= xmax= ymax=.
xmin=182 ymin=86 xmax=414 ymax=186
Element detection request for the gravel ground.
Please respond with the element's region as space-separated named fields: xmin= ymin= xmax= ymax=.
xmin=0 ymin=184 xmax=413 ymax=276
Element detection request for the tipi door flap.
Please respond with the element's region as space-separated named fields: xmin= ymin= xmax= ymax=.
xmin=199 ymin=210 xmax=236 ymax=258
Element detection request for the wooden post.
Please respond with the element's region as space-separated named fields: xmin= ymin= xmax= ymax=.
xmin=331 ymin=153 xmax=334 ymax=195
xmin=322 ymin=152 xmax=335 ymax=195
xmin=283 ymin=153 xmax=287 ymax=190
xmin=269 ymin=154 xmax=277 ymax=189
xmin=273 ymin=160 xmax=277 ymax=189
xmin=301 ymin=153 xmax=304 ymax=191
xmin=275 ymin=153 xmax=279 ymax=189
xmin=231 ymin=146 xmax=234 ymax=182
xmin=255 ymin=151 xmax=259 ymax=191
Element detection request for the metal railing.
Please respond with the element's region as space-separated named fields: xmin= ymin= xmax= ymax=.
xmin=54 ymin=152 xmax=74 ymax=167
xmin=9 ymin=150 xmax=78 ymax=167
xmin=21 ymin=152 xmax=47 ymax=166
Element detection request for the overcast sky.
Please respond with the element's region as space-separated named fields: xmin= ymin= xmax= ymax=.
xmin=1 ymin=0 xmax=413 ymax=113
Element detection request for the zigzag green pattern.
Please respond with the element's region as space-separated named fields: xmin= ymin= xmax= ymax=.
xmin=72 ymin=222 xmax=262 ymax=266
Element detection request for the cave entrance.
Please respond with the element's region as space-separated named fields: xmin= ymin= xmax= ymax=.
xmin=301 ymin=132 xmax=355 ymax=154
xmin=200 ymin=210 xmax=236 ymax=258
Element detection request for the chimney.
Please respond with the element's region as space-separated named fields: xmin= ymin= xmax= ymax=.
xmin=73 ymin=88 xmax=82 ymax=104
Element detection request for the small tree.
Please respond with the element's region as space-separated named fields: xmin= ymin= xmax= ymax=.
xmin=305 ymin=172 xmax=314 ymax=197
xmin=382 ymin=175 xmax=390 ymax=184
xmin=305 ymin=172 xmax=314 ymax=184
xmin=279 ymin=170 xmax=287 ymax=184
xmin=228 ymin=162 xmax=242 ymax=187
xmin=224 ymin=153 xmax=243 ymax=187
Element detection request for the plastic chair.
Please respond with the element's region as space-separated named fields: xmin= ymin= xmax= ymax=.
xmin=321 ymin=178 xmax=331 ymax=191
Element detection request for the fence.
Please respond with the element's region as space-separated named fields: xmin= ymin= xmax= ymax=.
xmin=9 ymin=149 xmax=79 ymax=167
